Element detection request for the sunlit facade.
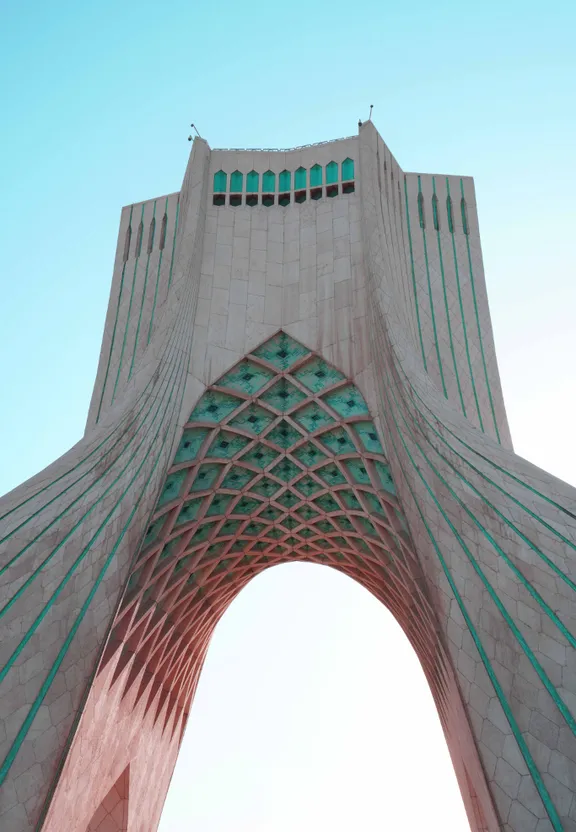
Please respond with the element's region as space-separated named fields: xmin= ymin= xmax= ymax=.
xmin=1 ymin=122 xmax=576 ymax=831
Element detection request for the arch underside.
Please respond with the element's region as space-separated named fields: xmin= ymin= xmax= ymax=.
xmin=55 ymin=332 xmax=491 ymax=830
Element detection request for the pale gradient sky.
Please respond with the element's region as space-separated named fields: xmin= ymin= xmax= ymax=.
xmin=1 ymin=0 xmax=575 ymax=829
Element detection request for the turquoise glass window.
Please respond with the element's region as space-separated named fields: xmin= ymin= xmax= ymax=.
xmin=342 ymin=158 xmax=354 ymax=180
xmin=246 ymin=171 xmax=259 ymax=193
xmin=461 ymin=197 xmax=469 ymax=234
xmin=230 ymin=171 xmax=243 ymax=193
xmin=213 ymin=170 xmax=227 ymax=193
xmin=295 ymin=167 xmax=306 ymax=189
xmin=417 ymin=192 xmax=426 ymax=229
xmin=279 ymin=170 xmax=291 ymax=191
xmin=446 ymin=196 xmax=454 ymax=233
xmin=262 ymin=170 xmax=275 ymax=192
xmin=310 ymin=164 xmax=322 ymax=187
xmin=326 ymin=161 xmax=338 ymax=184
xmin=432 ymin=194 xmax=440 ymax=231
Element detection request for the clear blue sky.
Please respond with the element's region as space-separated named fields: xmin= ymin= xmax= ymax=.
xmin=1 ymin=1 xmax=575 ymax=829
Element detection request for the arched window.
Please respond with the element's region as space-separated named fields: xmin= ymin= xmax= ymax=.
xmin=230 ymin=171 xmax=243 ymax=193
xmin=246 ymin=171 xmax=259 ymax=193
xmin=294 ymin=167 xmax=306 ymax=190
xmin=310 ymin=164 xmax=322 ymax=187
xmin=262 ymin=170 xmax=275 ymax=192
xmin=213 ymin=170 xmax=227 ymax=193
xmin=147 ymin=216 xmax=156 ymax=254
xmin=432 ymin=194 xmax=440 ymax=231
xmin=279 ymin=170 xmax=291 ymax=191
xmin=159 ymin=213 xmax=167 ymax=251
xmin=123 ymin=224 xmax=132 ymax=263
xmin=135 ymin=221 xmax=144 ymax=258
xmin=446 ymin=196 xmax=454 ymax=233
xmin=417 ymin=192 xmax=426 ymax=229
xmin=326 ymin=161 xmax=338 ymax=184
xmin=461 ymin=197 xmax=470 ymax=235
xmin=342 ymin=158 xmax=354 ymax=181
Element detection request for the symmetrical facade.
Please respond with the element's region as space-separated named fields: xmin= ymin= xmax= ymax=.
xmin=1 ymin=122 xmax=575 ymax=831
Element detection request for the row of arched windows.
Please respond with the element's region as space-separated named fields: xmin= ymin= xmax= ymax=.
xmin=123 ymin=213 xmax=168 ymax=263
xmin=417 ymin=192 xmax=470 ymax=235
xmin=213 ymin=159 xmax=355 ymax=195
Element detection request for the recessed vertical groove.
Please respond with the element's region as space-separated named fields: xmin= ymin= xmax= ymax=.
xmin=403 ymin=177 xmax=427 ymax=369
xmin=459 ymin=179 xmax=501 ymax=443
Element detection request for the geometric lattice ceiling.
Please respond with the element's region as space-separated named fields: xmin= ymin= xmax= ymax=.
xmin=107 ymin=331 xmax=417 ymax=730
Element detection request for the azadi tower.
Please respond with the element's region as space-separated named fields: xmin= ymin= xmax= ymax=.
xmin=1 ymin=121 xmax=575 ymax=831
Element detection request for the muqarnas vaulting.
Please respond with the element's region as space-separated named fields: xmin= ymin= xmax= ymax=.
xmin=1 ymin=121 xmax=575 ymax=832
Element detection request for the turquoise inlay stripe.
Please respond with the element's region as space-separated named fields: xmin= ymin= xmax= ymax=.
xmin=389 ymin=381 xmax=576 ymax=653
xmin=95 ymin=204 xmax=134 ymax=423
xmin=167 ymin=198 xmax=180 ymax=292
xmin=395 ymin=472 xmax=562 ymax=830
xmin=0 ymin=348 xmax=185 ymax=691
xmin=387 ymin=382 xmax=576 ymax=739
xmin=459 ymin=179 xmax=501 ymax=444
xmin=0 ymin=266 xmax=199 ymax=781
xmin=112 ymin=203 xmax=146 ymax=404
xmin=446 ymin=178 xmax=484 ymax=432
xmin=394 ymin=353 xmax=576 ymax=528
xmin=403 ymin=177 xmax=427 ymax=370
xmin=129 ymin=200 xmax=157 ymax=380
xmin=0 ymin=343 xmax=183 ymax=610
xmin=376 ymin=370 xmax=563 ymax=829
xmin=0 ymin=357 xmax=183 ymax=787
xmin=418 ymin=176 xmax=447 ymax=397
xmin=433 ymin=177 xmax=466 ymax=416
xmin=148 ymin=197 xmax=168 ymax=345
xmin=394 ymin=362 xmax=576 ymax=573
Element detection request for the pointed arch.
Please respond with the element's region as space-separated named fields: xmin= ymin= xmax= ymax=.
xmin=147 ymin=216 xmax=156 ymax=254
xmin=135 ymin=220 xmax=143 ymax=258
xmin=122 ymin=224 xmax=131 ymax=263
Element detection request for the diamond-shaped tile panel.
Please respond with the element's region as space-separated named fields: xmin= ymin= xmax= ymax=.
xmin=219 ymin=519 xmax=243 ymax=536
xmin=189 ymin=391 xmax=243 ymax=423
xmin=233 ymin=496 xmax=262 ymax=515
xmin=190 ymin=463 xmax=223 ymax=492
xmin=316 ymin=463 xmax=347 ymax=486
xmin=221 ymin=466 xmax=256 ymax=490
xmin=339 ymin=489 xmax=362 ymax=510
xmin=315 ymin=518 xmax=336 ymax=534
xmin=293 ymin=356 xmax=345 ymax=393
xmin=295 ymin=505 xmax=319 ymax=522
xmin=292 ymin=442 xmax=327 ymax=467
xmin=240 ymin=444 xmax=280 ymax=469
xmin=319 ymin=427 xmax=356 ymax=455
xmin=343 ymin=459 xmax=371 ymax=485
xmin=229 ymin=404 xmax=274 ymax=435
xmin=144 ymin=516 xmax=165 ymax=546
xmin=293 ymin=475 xmax=322 ymax=497
xmin=334 ymin=515 xmax=355 ymax=532
xmin=313 ymin=493 xmax=340 ymax=513
xmin=322 ymin=385 xmax=369 ymax=418
xmin=174 ymin=427 xmax=211 ymax=464
xmin=293 ymin=403 xmax=335 ymax=432
xmin=260 ymin=378 xmax=307 ymax=412
xmin=375 ymin=461 xmax=396 ymax=495
xmin=243 ymin=521 xmax=265 ymax=538
xmin=175 ymin=497 xmax=204 ymax=528
xmin=259 ymin=505 xmax=283 ymax=522
xmin=355 ymin=422 xmax=384 ymax=454
xmin=218 ymin=360 xmax=274 ymax=396
xmin=266 ymin=420 xmax=302 ymax=449
xmin=157 ymin=470 xmax=187 ymax=507
xmin=275 ymin=490 xmax=300 ymax=509
xmin=251 ymin=331 xmax=309 ymax=370
xmin=363 ymin=490 xmax=387 ymax=517
xmin=188 ymin=522 xmax=216 ymax=545
xmin=250 ymin=477 xmax=282 ymax=498
xmin=207 ymin=431 xmax=251 ymax=459
xmin=270 ymin=458 xmax=301 ymax=483
xmin=206 ymin=494 xmax=234 ymax=517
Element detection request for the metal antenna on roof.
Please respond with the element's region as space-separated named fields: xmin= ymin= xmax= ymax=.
xmin=368 ymin=104 xmax=373 ymax=121
xmin=188 ymin=123 xmax=201 ymax=141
